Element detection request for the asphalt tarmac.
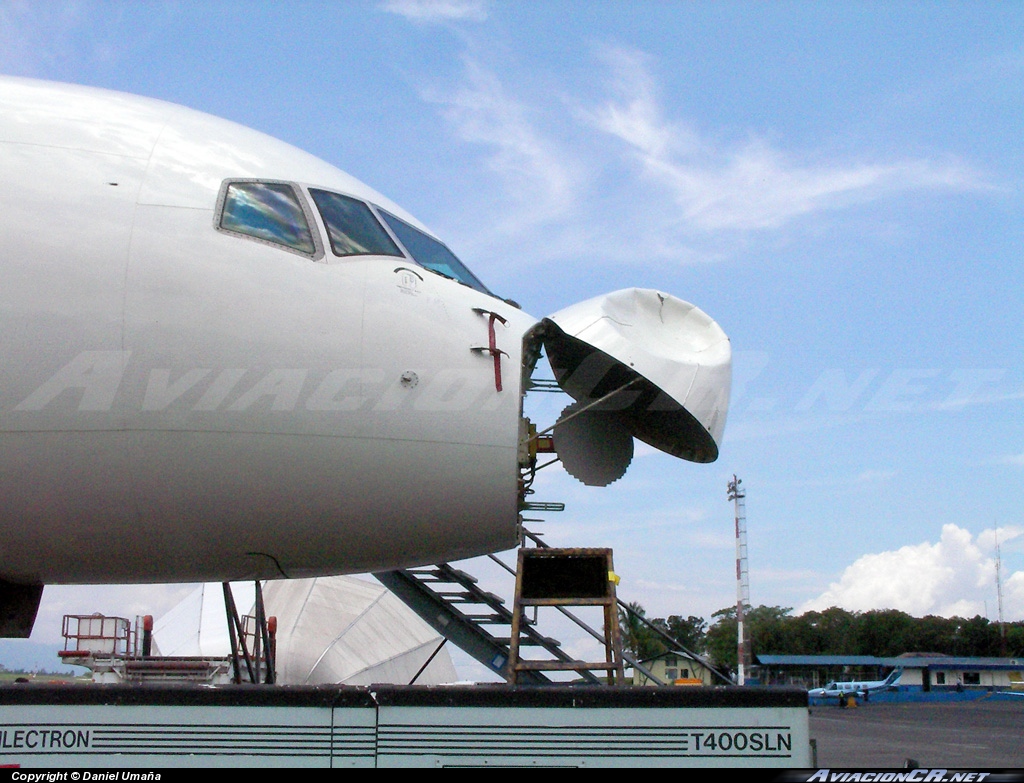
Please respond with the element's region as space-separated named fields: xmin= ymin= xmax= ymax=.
xmin=809 ymin=698 xmax=1024 ymax=768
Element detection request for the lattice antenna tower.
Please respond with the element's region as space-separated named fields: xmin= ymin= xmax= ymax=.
xmin=996 ymin=526 xmax=1006 ymax=652
xmin=727 ymin=475 xmax=751 ymax=685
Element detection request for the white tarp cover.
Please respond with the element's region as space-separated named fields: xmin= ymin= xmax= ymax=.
xmin=264 ymin=576 xmax=457 ymax=686
xmin=151 ymin=576 xmax=456 ymax=685
xmin=151 ymin=582 xmax=255 ymax=658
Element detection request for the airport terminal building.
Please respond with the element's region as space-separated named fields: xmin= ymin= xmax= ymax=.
xmin=757 ymin=653 xmax=1024 ymax=695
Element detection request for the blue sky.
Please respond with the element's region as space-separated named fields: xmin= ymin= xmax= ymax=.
xmin=2 ymin=1 xmax=1022 ymax=670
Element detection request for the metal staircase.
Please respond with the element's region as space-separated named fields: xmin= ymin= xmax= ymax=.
xmin=377 ymin=523 xmax=734 ymax=687
xmin=375 ymin=523 xmax=663 ymax=686
xmin=375 ymin=556 xmax=602 ymax=684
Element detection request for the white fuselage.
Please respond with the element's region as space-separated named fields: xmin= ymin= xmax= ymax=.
xmin=808 ymin=672 xmax=900 ymax=698
xmin=0 ymin=77 xmax=533 ymax=585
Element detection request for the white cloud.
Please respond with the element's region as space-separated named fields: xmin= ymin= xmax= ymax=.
xmin=757 ymin=567 xmax=821 ymax=583
xmin=421 ymin=44 xmax=994 ymax=273
xmin=586 ymin=45 xmax=990 ymax=233
xmin=800 ymin=524 xmax=1024 ymax=619
xmin=381 ymin=0 xmax=487 ymax=23
xmin=0 ymin=1 xmax=177 ymax=76
xmin=852 ymin=469 xmax=897 ymax=484
xmin=1006 ymin=571 xmax=1024 ymax=618
xmin=425 ymin=59 xmax=577 ymax=231
xmin=1001 ymin=452 xmax=1024 ymax=467
xmin=633 ymin=441 xmax=661 ymax=459
xmin=0 ymin=1 xmax=76 ymax=74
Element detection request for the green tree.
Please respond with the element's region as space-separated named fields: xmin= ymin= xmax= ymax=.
xmin=621 ymin=603 xmax=1024 ymax=670
xmin=857 ymin=609 xmax=918 ymax=656
xmin=747 ymin=605 xmax=794 ymax=655
xmin=959 ymin=615 xmax=1001 ymax=657
xmin=663 ymin=614 xmax=707 ymax=654
xmin=910 ymin=614 xmax=955 ymax=654
xmin=800 ymin=607 xmax=858 ymax=654
xmin=619 ymin=601 xmax=667 ymax=660
xmin=1004 ymin=624 xmax=1024 ymax=657
xmin=704 ymin=605 xmax=739 ymax=672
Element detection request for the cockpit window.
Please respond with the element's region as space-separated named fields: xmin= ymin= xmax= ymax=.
xmin=219 ymin=181 xmax=316 ymax=255
xmin=309 ymin=189 xmax=403 ymax=258
xmin=376 ymin=208 xmax=491 ymax=295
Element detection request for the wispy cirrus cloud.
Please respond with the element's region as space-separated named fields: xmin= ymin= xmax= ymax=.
xmin=852 ymin=469 xmax=897 ymax=484
xmin=0 ymin=1 xmax=178 ymax=77
xmin=420 ymin=44 xmax=996 ymax=270
xmin=381 ymin=0 xmax=487 ymax=23
xmin=424 ymin=58 xmax=578 ymax=231
xmin=0 ymin=1 xmax=83 ymax=74
xmin=586 ymin=46 xmax=992 ymax=233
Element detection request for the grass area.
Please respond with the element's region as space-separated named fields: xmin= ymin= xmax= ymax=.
xmin=0 ymin=670 xmax=90 ymax=684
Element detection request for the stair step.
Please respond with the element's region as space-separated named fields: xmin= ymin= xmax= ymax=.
xmin=492 ymin=636 xmax=561 ymax=647
xmin=439 ymin=567 xmax=479 ymax=584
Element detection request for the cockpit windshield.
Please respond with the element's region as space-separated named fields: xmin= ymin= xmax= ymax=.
xmin=220 ymin=181 xmax=316 ymax=255
xmin=309 ymin=189 xmax=403 ymax=258
xmin=376 ymin=208 xmax=491 ymax=295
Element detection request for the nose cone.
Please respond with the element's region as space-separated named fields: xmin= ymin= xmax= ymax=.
xmin=539 ymin=288 xmax=731 ymax=464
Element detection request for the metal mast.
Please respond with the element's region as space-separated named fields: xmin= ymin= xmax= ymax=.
xmin=727 ymin=475 xmax=751 ymax=685
xmin=996 ymin=526 xmax=1006 ymax=653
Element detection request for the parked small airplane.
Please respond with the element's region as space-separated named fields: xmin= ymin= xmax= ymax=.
xmin=0 ymin=77 xmax=731 ymax=637
xmin=808 ymin=669 xmax=903 ymax=699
